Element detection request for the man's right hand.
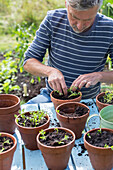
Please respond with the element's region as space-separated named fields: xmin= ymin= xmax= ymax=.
xmin=48 ymin=68 xmax=67 ymax=95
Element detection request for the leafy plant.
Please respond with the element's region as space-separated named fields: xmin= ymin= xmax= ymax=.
xmin=16 ymin=110 xmax=47 ymax=127
xmin=0 ymin=135 xmax=13 ymax=153
xmin=104 ymin=144 xmax=113 ymax=150
xmin=39 ymin=129 xmax=46 ymax=140
xmin=103 ymin=91 xmax=113 ymax=103
xmin=0 ymin=56 xmax=20 ymax=94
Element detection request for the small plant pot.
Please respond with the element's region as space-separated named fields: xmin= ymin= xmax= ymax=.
xmin=50 ymin=90 xmax=82 ymax=109
xmin=15 ymin=111 xmax=50 ymax=150
xmin=56 ymin=102 xmax=90 ymax=139
xmin=96 ymin=92 xmax=112 ymax=111
xmin=0 ymin=94 xmax=20 ymax=134
xmin=84 ymin=128 xmax=113 ymax=170
xmin=37 ymin=127 xmax=75 ymax=170
xmin=0 ymin=132 xmax=17 ymax=170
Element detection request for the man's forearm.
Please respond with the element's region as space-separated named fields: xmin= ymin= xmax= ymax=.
xmin=99 ymin=71 xmax=113 ymax=84
xmin=23 ymin=58 xmax=55 ymax=77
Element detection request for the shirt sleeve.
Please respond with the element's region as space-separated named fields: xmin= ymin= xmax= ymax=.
xmin=24 ymin=11 xmax=52 ymax=65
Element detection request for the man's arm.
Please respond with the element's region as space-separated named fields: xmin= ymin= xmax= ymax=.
xmin=71 ymin=71 xmax=113 ymax=89
xmin=24 ymin=58 xmax=67 ymax=94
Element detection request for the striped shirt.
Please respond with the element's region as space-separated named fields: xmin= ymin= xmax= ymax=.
xmin=24 ymin=8 xmax=113 ymax=99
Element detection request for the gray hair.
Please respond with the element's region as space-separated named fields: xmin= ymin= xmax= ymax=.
xmin=66 ymin=0 xmax=103 ymax=11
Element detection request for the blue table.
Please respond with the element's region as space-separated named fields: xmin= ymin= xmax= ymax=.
xmin=11 ymin=99 xmax=101 ymax=170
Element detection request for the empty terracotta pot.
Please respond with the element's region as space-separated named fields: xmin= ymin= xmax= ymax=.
xmin=0 ymin=94 xmax=20 ymax=134
xmin=96 ymin=92 xmax=111 ymax=111
xmin=37 ymin=127 xmax=75 ymax=170
xmin=84 ymin=128 xmax=113 ymax=170
xmin=50 ymin=90 xmax=82 ymax=109
xmin=0 ymin=94 xmax=20 ymax=115
xmin=0 ymin=132 xmax=17 ymax=170
xmin=56 ymin=102 xmax=90 ymax=139
xmin=15 ymin=113 xmax=50 ymax=150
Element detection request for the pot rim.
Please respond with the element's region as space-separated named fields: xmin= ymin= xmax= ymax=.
xmin=50 ymin=91 xmax=82 ymax=102
xmin=15 ymin=112 xmax=50 ymax=130
xmin=0 ymin=94 xmax=20 ymax=110
xmin=84 ymin=128 xmax=113 ymax=150
xmin=96 ymin=92 xmax=111 ymax=106
xmin=56 ymin=102 xmax=90 ymax=119
xmin=37 ymin=127 xmax=75 ymax=149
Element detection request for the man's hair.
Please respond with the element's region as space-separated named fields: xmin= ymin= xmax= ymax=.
xmin=66 ymin=0 xmax=103 ymax=11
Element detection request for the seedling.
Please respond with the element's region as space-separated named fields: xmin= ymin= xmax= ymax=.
xmin=104 ymin=91 xmax=113 ymax=103
xmin=0 ymin=136 xmax=12 ymax=153
xmin=97 ymin=129 xmax=102 ymax=134
xmin=54 ymin=128 xmax=59 ymax=134
xmin=56 ymin=135 xmax=69 ymax=145
xmin=104 ymin=144 xmax=113 ymax=150
xmin=16 ymin=110 xmax=47 ymax=127
xmin=87 ymin=133 xmax=91 ymax=138
xmin=39 ymin=130 xmax=46 ymax=140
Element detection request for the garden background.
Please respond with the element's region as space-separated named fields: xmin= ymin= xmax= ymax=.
xmin=0 ymin=0 xmax=113 ymax=104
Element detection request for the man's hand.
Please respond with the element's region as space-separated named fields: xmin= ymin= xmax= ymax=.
xmin=48 ymin=68 xmax=67 ymax=95
xmin=71 ymin=72 xmax=102 ymax=89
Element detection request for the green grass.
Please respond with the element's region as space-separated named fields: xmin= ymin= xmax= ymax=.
xmin=0 ymin=34 xmax=17 ymax=52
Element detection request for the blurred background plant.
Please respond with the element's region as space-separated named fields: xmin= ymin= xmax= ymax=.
xmin=0 ymin=0 xmax=113 ymax=96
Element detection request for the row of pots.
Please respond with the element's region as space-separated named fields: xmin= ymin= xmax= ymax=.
xmin=0 ymin=91 xmax=113 ymax=170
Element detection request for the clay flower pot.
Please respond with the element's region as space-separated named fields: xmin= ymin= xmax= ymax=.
xmin=84 ymin=128 xmax=113 ymax=170
xmin=37 ymin=127 xmax=75 ymax=170
xmin=50 ymin=90 xmax=82 ymax=109
xmin=0 ymin=94 xmax=20 ymax=134
xmin=96 ymin=92 xmax=112 ymax=111
xmin=15 ymin=111 xmax=50 ymax=150
xmin=56 ymin=102 xmax=90 ymax=139
xmin=0 ymin=132 xmax=17 ymax=170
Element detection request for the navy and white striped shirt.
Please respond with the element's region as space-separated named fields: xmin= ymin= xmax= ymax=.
xmin=24 ymin=8 xmax=113 ymax=99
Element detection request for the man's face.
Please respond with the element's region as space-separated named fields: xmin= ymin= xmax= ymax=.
xmin=67 ymin=5 xmax=98 ymax=33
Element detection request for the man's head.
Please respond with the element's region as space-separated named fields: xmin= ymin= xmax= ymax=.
xmin=66 ymin=0 xmax=103 ymax=33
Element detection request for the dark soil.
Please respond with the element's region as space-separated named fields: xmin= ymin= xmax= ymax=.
xmin=86 ymin=129 xmax=113 ymax=147
xmin=0 ymin=136 xmax=14 ymax=152
xmin=98 ymin=93 xmax=113 ymax=104
xmin=59 ymin=105 xmax=88 ymax=117
xmin=39 ymin=129 xmax=73 ymax=146
xmin=52 ymin=88 xmax=80 ymax=100
xmin=17 ymin=112 xmax=48 ymax=127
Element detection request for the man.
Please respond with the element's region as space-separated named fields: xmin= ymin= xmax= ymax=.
xmin=23 ymin=0 xmax=113 ymax=105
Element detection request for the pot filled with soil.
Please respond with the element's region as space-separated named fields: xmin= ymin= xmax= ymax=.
xmin=37 ymin=127 xmax=75 ymax=170
xmin=84 ymin=128 xmax=113 ymax=170
xmin=0 ymin=132 xmax=17 ymax=170
xmin=0 ymin=94 xmax=20 ymax=134
xmin=96 ymin=91 xmax=113 ymax=111
xmin=50 ymin=87 xmax=82 ymax=109
xmin=56 ymin=102 xmax=90 ymax=139
xmin=15 ymin=110 xmax=50 ymax=150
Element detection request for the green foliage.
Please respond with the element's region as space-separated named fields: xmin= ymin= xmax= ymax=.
xmin=104 ymin=91 xmax=113 ymax=103
xmin=39 ymin=129 xmax=46 ymax=140
xmin=0 ymin=55 xmax=20 ymax=94
xmin=16 ymin=110 xmax=47 ymax=127
xmin=13 ymin=21 xmax=35 ymax=72
xmin=101 ymin=0 xmax=113 ymax=18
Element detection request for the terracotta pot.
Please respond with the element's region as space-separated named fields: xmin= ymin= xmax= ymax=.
xmin=96 ymin=92 xmax=111 ymax=111
xmin=50 ymin=90 xmax=82 ymax=109
xmin=0 ymin=94 xmax=20 ymax=134
xmin=0 ymin=94 xmax=20 ymax=115
xmin=84 ymin=128 xmax=113 ymax=170
xmin=56 ymin=102 xmax=90 ymax=139
xmin=0 ymin=110 xmax=19 ymax=134
xmin=15 ymin=112 xmax=50 ymax=150
xmin=37 ymin=127 xmax=75 ymax=170
xmin=0 ymin=132 xmax=17 ymax=170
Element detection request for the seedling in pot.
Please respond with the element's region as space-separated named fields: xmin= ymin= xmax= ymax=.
xmin=0 ymin=134 xmax=13 ymax=153
xmin=39 ymin=130 xmax=46 ymax=140
xmin=103 ymin=91 xmax=113 ymax=103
